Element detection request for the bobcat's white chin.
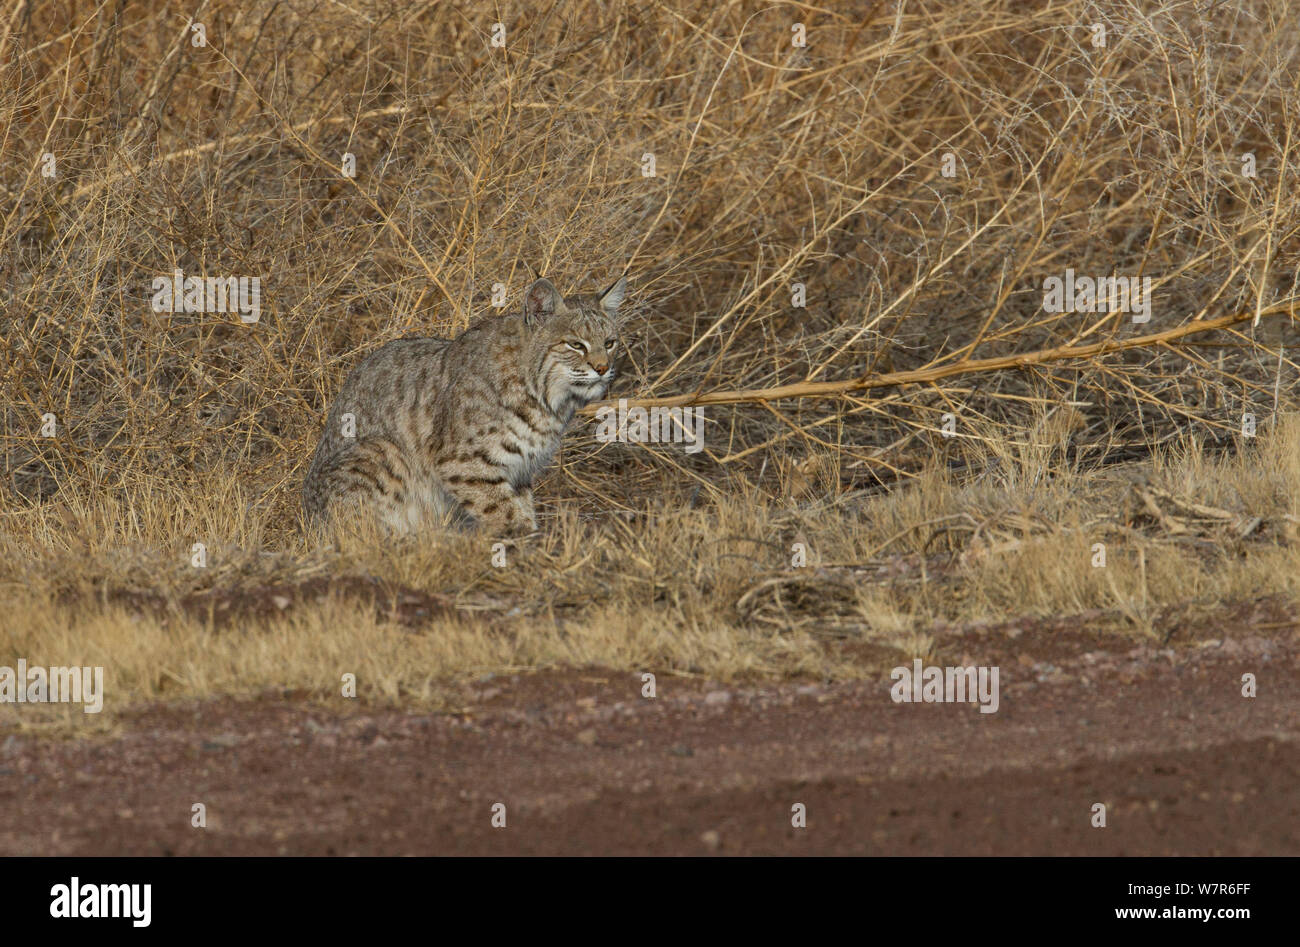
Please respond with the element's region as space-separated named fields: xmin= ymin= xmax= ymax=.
xmin=571 ymin=369 xmax=613 ymax=400
xmin=574 ymin=380 xmax=610 ymax=402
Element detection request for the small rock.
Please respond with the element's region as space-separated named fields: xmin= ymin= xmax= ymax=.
xmin=704 ymin=690 xmax=732 ymax=706
xmin=575 ymin=728 xmax=598 ymax=746
xmin=669 ymin=743 xmax=694 ymax=757
xmin=700 ymin=830 xmax=721 ymax=851
xmin=270 ymin=594 xmax=292 ymax=611
xmin=356 ymin=722 xmax=380 ymax=744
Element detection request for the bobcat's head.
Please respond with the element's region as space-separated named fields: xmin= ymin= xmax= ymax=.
xmin=523 ymin=275 xmax=627 ymax=415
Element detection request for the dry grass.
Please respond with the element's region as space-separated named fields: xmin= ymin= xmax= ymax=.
xmin=3 ymin=1 xmax=1300 ymax=732
xmin=5 ymin=408 xmax=1300 ymax=734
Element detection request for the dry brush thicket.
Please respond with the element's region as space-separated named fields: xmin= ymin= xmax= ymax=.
xmin=2 ymin=1 xmax=1300 ymax=720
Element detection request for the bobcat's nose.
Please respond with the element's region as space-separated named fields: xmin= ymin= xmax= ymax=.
xmin=590 ymin=361 xmax=609 ymax=375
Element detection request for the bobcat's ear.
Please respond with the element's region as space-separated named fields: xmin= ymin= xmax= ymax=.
xmin=523 ymin=278 xmax=560 ymax=327
xmin=598 ymin=275 xmax=627 ymax=313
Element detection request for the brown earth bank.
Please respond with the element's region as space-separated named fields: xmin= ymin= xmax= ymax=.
xmin=0 ymin=632 xmax=1296 ymax=856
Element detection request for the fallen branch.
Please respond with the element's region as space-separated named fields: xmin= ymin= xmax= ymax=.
xmin=581 ymin=303 xmax=1295 ymax=415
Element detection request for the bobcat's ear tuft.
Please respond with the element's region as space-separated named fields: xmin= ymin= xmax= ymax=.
xmin=523 ymin=278 xmax=560 ymax=327
xmin=598 ymin=275 xmax=628 ymax=313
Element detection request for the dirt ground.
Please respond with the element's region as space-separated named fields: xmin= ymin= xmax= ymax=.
xmin=0 ymin=616 xmax=1295 ymax=856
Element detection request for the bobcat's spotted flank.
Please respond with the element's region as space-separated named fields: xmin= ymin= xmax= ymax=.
xmin=302 ymin=276 xmax=627 ymax=535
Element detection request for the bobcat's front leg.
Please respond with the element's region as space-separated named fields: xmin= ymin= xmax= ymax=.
xmin=450 ymin=477 xmax=536 ymax=535
xmin=509 ymin=487 xmax=536 ymax=533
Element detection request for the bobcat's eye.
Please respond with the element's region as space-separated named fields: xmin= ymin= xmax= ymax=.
xmin=565 ymin=340 xmax=587 ymax=353
xmin=605 ymin=338 xmax=617 ymax=350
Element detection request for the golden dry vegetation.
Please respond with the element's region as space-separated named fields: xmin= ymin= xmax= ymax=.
xmin=2 ymin=0 xmax=1299 ymax=733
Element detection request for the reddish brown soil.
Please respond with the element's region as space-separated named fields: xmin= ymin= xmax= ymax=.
xmin=0 ymin=628 xmax=1296 ymax=855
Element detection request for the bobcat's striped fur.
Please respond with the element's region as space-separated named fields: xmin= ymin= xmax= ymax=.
xmin=302 ymin=276 xmax=627 ymax=535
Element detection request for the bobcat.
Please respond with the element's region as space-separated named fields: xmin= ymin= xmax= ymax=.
xmin=302 ymin=275 xmax=627 ymax=535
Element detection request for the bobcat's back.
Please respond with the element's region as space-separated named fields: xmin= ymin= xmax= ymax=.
xmin=301 ymin=337 xmax=454 ymax=530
